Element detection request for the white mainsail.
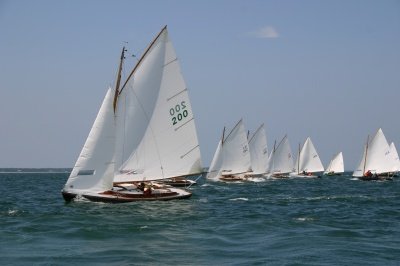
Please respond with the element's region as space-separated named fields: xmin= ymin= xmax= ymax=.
xmin=114 ymin=26 xmax=202 ymax=183
xmin=268 ymin=135 xmax=294 ymax=175
xmin=248 ymin=124 xmax=269 ymax=175
xmin=63 ymin=88 xmax=116 ymax=194
xmin=353 ymin=128 xmax=392 ymax=177
xmin=295 ymin=137 xmax=324 ymax=173
xmin=206 ymin=119 xmax=252 ymax=180
xmin=324 ymin=152 xmax=344 ymax=174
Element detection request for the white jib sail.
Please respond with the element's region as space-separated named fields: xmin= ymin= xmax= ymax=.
xmin=64 ymin=88 xmax=116 ymax=193
xmin=248 ymin=124 xmax=269 ymax=175
xmin=206 ymin=139 xmax=223 ymax=180
xmin=296 ymin=137 xmax=324 ymax=173
xmin=114 ymin=27 xmax=202 ymax=183
xmin=324 ymin=152 xmax=344 ymax=174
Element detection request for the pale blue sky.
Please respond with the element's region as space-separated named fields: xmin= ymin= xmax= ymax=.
xmin=0 ymin=0 xmax=399 ymax=169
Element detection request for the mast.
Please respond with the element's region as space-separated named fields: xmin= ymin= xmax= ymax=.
xmin=363 ymin=135 xmax=370 ymax=175
xmin=221 ymin=126 xmax=226 ymax=145
xmin=113 ymin=46 xmax=126 ymax=112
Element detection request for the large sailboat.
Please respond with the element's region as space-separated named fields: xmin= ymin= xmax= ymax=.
xmin=266 ymin=135 xmax=294 ymax=178
xmin=290 ymin=137 xmax=324 ymax=178
xmin=62 ymin=26 xmax=202 ymax=202
xmin=247 ymin=124 xmax=269 ymax=178
xmin=324 ymin=152 xmax=344 ymax=176
xmin=206 ymin=119 xmax=252 ymax=181
xmin=353 ymin=128 xmax=394 ymax=181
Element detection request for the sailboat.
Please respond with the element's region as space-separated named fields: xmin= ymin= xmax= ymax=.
xmin=246 ymin=124 xmax=269 ymax=178
xmin=206 ymin=119 xmax=252 ymax=181
xmin=389 ymin=142 xmax=400 ymax=176
xmin=290 ymin=137 xmax=324 ymax=178
xmin=324 ymin=152 xmax=344 ymax=176
xmin=62 ymin=26 xmax=202 ymax=203
xmin=266 ymin=135 xmax=294 ymax=178
xmin=353 ymin=128 xmax=394 ymax=181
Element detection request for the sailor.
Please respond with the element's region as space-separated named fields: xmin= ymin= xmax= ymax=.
xmin=144 ymin=183 xmax=152 ymax=195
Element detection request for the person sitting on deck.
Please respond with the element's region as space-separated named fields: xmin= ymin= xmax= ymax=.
xmin=364 ymin=170 xmax=373 ymax=177
xmin=143 ymin=183 xmax=152 ymax=195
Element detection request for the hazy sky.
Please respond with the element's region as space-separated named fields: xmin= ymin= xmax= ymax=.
xmin=1 ymin=0 xmax=399 ymax=169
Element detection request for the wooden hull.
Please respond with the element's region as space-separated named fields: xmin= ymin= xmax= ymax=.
xmin=219 ymin=176 xmax=245 ymax=182
xmin=62 ymin=187 xmax=192 ymax=203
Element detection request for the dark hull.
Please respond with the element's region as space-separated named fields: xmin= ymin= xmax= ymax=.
xmin=160 ymin=179 xmax=196 ymax=187
xmin=62 ymin=189 xmax=192 ymax=203
xmin=358 ymin=175 xmax=393 ymax=181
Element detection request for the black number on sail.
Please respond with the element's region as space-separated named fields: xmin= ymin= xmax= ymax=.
xmin=170 ymin=101 xmax=188 ymax=126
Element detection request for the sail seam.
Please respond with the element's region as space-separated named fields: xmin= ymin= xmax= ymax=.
xmin=180 ymin=145 xmax=199 ymax=159
xmin=174 ymin=118 xmax=193 ymax=131
xmin=167 ymin=88 xmax=187 ymax=101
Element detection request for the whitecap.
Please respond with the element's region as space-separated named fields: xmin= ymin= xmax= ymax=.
xmin=229 ymin=197 xmax=249 ymax=201
xmin=295 ymin=217 xmax=314 ymax=222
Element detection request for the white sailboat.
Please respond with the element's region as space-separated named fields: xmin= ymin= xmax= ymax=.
xmin=206 ymin=119 xmax=252 ymax=181
xmin=266 ymin=135 xmax=294 ymax=178
xmin=291 ymin=137 xmax=324 ymax=178
xmin=62 ymin=26 xmax=202 ymax=202
xmin=247 ymin=124 xmax=269 ymax=178
xmin=324 ymin=152 xmax=344 ymax=176
xmin=353 ymin=128 xmax=394 ymax=180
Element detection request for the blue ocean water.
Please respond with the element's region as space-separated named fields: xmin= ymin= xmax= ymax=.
xmin=0 ymin=170 xmax=399 ymax=265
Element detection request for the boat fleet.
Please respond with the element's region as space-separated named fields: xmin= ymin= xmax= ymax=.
xmin=62 ymin=26 xmax=398 ymax=203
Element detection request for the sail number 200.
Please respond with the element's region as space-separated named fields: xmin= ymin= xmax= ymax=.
xmin=170 ymin=101 xmax=188 ymax=126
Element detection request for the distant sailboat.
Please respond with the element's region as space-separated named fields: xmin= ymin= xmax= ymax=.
xmin=247 ymin=124 xmax=269 ymax=178
xmin=206 ymin=119 xmax=252 ymax=181
xmin=324 ymin=152 xmax=344 ymax=176
xmin=62 ymin=26 xmax=202 ymax=202
xmin=353 ymin=128 xmax=393 ymax=181
xmin=266 ymin=135 xmax=294 ymax=178
xmin=291 ymin=137 xmax=324 ymax=178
